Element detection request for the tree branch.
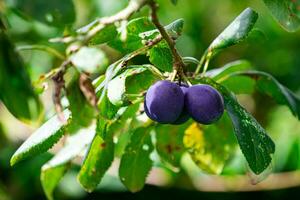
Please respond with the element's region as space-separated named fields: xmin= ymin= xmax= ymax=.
xmin=50 ymin=0 xmax=148 ymax=44
xmin=86 ymin=0 xmax=148 ymax=41
xmin=148 ymin=0 xmax=185 ymax=77
xmin=99 ymin=0 xmax=148 ymax=24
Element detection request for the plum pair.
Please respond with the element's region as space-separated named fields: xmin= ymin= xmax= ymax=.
xmin=144 ymin=80 xmax=224 ymax=125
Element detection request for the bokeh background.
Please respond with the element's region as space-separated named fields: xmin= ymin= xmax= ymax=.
xmin=1 ymin=0 xmax=300 ymax=199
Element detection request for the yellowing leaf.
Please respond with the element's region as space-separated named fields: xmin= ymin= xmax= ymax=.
xmin=184 ymin=123 xmax=218 ymax=173
xmin=184 ymin=123 xmax=204 ymax=149
xmin=183 ymin=117 xmax=236 ymax=174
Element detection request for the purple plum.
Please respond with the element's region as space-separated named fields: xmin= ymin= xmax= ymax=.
xmin=185 ymin=84 xmax=224 ymax=124
xmin=144 ymin=80 xmax=184 ymax=123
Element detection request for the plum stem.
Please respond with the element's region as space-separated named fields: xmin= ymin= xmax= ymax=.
xmin=195 ymin=50 xmax=207 ymax=75
xmin=148 ymin=0 xmax=186 ymax=79
xmin=194 ymin=49 xmax=212 ymax=76
xmin=201 ymin=51 xmax=213 ymax=76
xmin=170 ymin=70 xmax=178 ymax=82
xmin=182 ymin=74 xmax=192 ymax=86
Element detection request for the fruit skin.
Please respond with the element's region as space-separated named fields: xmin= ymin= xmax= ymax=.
xmin=185 ymin=84 xmax=224 ymax=124
xmin=144 ymin=80 xmax=184 ymax=123
xmin=172 ymin=84 xmax=190 ymax=125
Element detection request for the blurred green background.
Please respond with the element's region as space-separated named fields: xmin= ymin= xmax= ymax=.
xmin=1 ymin=0 xmax=300 ymax=199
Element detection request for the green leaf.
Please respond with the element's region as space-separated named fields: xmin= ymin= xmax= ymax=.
xmin=65 ymin=69 xmax=95 ymax=127
xmin=78 ymin=119 xmax=114 ymax=192
xmin=198 ymin=78 xmax=275 ymax=174
xmin=112 ymin=104 xmax=142 ymax=157
xmin=125 ymin=65 xmax=162 ymax=95
xmin=183 ymin=115 xmax=236 ymax=174
xmin=95 ymin=61 xmax=122 ymax=97
xmin=109 ymin=17 xmax=155 ymax=53
xmin=262 ymin=0 xmax=300 ymax=32
xmin=107 ymin=65 xmax=161 ymax=106
xmin=208 ymin=8 xmax=258 ymax=53
xmin=40 ymin=125 xmax=95 ymax=199
xmin=225 ymin=93 xmax=275 ymax=174
xmin=70 ymin=47 xmax=108 ymax=74
xmin=107 ymin=73 xmax=129 ymax=107
xmin=119 ymin=127 xmax=154 ymax=192
xmin=42 ymin=125 xmax=96 ymax=170
xmin=115 ymin=130 xmax=132 ymax=158
xmin=97 ymin=55 xmax=160 ymax=119
xmin=109 ymin=18 xmax=184 ymax=54
xmin=148 ymin=41 xmax=173 ymax=72
xmin=140 ymin=18 xmax=184 ymax=40
xmin=206 ymin=60 xmax=252 ymax=81
xmin=163 ymin=18 xmax=184 ymax=38
xmin=98 ymin=90 xmax=120 ymax=119
xmin=89 ymin=24 xmax=118 ymax=45
xmin=222 ymin=76 xmax=256 ymax=94
xmin=155 ymin=122 xmax=191 ymax=167
xmin=125 ymin=65 xmax=163 ymax=94
xmin=0 ymin=31 xmax=42 ymax=122
xmin=10 ymin=110 xmax=70 ymax=166
xmin=96 ymin=47 xmax=162 ymax=101
xmin=96 ymin=60 xmax=124 ymax=119
xmin=11 ymin=0 xmax=75 ymax=27
xmin=93 ymin=75 xmax=105 ymax=91
xmin=228 ymin=71 xmax=300 ymax=119
xmin=41 ymin=164 xmax=68 ymax=200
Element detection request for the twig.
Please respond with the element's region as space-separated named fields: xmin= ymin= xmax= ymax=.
xmin=49 ymin=0 xmax=149 ymax=83
xmin=86 ymin=0 xmax=148 ymax=41
xmin=79 ymin=73 xmax=98 ymax=107
xmin=51 ymin=0 xmax=148 ymax=44
xmin=123 ymin=35 xmax=163 ymax=63
xmin=51 ymin=60 xmax=70 ymax=122
xmin=36 ymin=60 xmax=71 ymax=85
xmin=52 ymin=71 xmax=65 ymax=122
xmin=148 ymin=0 xmax=185 ymax=77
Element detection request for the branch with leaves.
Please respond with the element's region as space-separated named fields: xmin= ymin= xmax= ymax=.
xmin=148 ymin=0 xmax=185 ymax=79
xmin=3 ymin=0 xmax=300 ymax=199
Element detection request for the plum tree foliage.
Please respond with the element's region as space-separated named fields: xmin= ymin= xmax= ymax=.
xmin=1 ymin=0 xmax=300 ymax=199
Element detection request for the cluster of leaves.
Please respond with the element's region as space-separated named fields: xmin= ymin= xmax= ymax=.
xmin=1 ymin=0 xmax=300 ymax=199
